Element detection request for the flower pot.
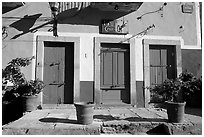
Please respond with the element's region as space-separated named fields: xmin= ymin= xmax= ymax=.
xmin=22 ymin=95 xmax=39 ymax=112
xmin=165 ymin=101 xmax=186 ymax=123
xmin=74 ymin=102 xmax=95 ymax=125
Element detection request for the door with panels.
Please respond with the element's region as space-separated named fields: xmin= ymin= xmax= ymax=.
xmin=100 ymin=43 xmax=130 ymax=104
xmin=43 ymin=42 xmax=74 ymax=104
xmin=149 ymin=45 xmax=176 ymax=87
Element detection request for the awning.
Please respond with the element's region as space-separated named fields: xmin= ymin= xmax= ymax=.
xmin=58 ymin=2 xmax=91 ymax=12
xmin=51 ymin=2 xmax=142 ymax=14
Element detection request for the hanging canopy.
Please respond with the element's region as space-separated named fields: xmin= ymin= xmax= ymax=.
xmin=58 ymin=2 xmax=91 ymax=13
xmin=50 ymin=2 xmax=143 ymax=14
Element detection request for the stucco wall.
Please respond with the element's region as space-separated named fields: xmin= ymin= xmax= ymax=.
xmin=182 ymin=49 xmax=202 ymax=77
xmin=2 ymin=2 xmax=51 ymax=80
xmin=2 ymin=2 xmax=201 ymax=80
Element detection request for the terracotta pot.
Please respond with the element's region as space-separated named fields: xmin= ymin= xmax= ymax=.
xmin=22 ymin=95 xmax=39 ymax=112
xmin=74 ymin=102 xmax=95 ymax=125
xmin=165 ymin=101 xmax=186 ymax=123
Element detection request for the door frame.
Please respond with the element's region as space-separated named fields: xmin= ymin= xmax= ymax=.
xmin=94 ymin=37 xmax=136 ymax=105
xmin=36 ymin=36 xmax=80 ymax=104
xmin=143 ymin=38 xmax=182 ymax=107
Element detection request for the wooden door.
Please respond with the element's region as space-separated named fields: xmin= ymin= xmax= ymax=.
xmin=43 ymin=42 xmax=74 ymax=104
xmin=100 ymin=43 xmax=130 ymax=104
xmin=149 ymin=45 xmax=176 ymax=87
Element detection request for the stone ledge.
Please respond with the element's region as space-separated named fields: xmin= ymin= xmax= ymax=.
xmin=101 ymin=122 xmax=202 ymax=135
xmin=2 ymin=127 xmax=101 ymax=135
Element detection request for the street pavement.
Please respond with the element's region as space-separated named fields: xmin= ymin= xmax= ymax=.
xmin=2 ymin=105 xmax=202 ymax=135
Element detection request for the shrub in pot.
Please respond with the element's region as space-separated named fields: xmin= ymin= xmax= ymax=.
xmin=2 ymin=56 xmax=44 ymax=113
xmin=149 ymin=72 xmax=202 ymax=123
xmin=150 ymin=79 xmax=185 ymax=123
xmin=16 ymin=79 xmax=44 ymax=112
xmin=2 ymin=57 xmax=34 ymax=124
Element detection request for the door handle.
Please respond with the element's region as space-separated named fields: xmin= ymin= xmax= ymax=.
xmin=166 ymin=65 xmax=172 ymax=68
xmin=50 ymin=62 xmax=60 ymax=67
xmin=58 ymin=83 xmax=65 ymax=87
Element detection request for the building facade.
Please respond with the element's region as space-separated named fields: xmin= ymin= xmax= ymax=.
xmin=2 ymin=2 xmax=202 ymax=107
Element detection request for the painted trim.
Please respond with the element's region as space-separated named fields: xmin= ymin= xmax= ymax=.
xmin=32 ymin=35 xmax=37 ymax=80
xmin=143 ymin=35 xmax=201 ymax=49
xmin=135 ymin=38 xmax=143 ymax=81
xmin=181 ymin=45 xmax=202 ymax=50
xmin=34 ymin=31 xmax=133 ymax=39
xmin=136 ymin=81 xmax=144 ymax=108
xmin=195 ymin=2 xmax=201 ymax=49
xmin=94 ymin=37 xmax=136 ymax=106
xmin=35 ymin=35 xmax=80 ymax=104
xmin=143 ymin=37 xmax=182 ymax=107
xmin=80 ymin=81 xmax=94 ymax=102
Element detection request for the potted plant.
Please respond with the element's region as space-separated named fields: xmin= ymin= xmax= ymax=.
xmin=74 ymin=102 xmax=95 ymax=125
xmin=16 ymin=78 xmax=44 ymax=112
xmin=149 ymin=72 xmax=202 ymax=123
xmin=2 ymin=56 xmax=44 ymax=113
xmin=2 ymin=57 xmax=34 ymax=124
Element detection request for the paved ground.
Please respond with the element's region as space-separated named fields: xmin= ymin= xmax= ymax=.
xmin=2 ymin=105 xmax=202 ymax=135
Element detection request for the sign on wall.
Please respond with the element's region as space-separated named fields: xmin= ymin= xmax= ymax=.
xmin=100 ymin=19 xmax=129 ymax=34
xmin=181 ymin=4 xmax=194 ymax=14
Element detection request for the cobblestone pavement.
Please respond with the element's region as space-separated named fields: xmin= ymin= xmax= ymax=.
xmin=2 ymin=105 xmax=202 ymax=135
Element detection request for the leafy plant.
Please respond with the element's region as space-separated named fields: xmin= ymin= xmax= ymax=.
xmin=149 ymin=72 xmax=202 ymax=103
xmin=150 ymin=79 xmax=182 ymax=102
xmin=16 ymin=79 xmax=44 ymax=96
xmin=2 ymin=57 xmax=34 ymax=101
xmin=2 ymin=56 xmax=44 ymax=100
xmin=2 ymin=56 xmax=34 ymax=89
xmin=179 ymin=72 xmax=202 ymax=99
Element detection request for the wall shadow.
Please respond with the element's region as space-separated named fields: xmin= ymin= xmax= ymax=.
xmin=9 ymin=13 xmax=52 ymax=39
xmin=10 ymin=14 xmax=42 ymax=32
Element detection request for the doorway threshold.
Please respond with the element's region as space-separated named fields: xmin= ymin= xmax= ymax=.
xmin=41 ymin=104 xmax=75 ymax=109
xmin=95 ymin=103 xmax=133 ymax=109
